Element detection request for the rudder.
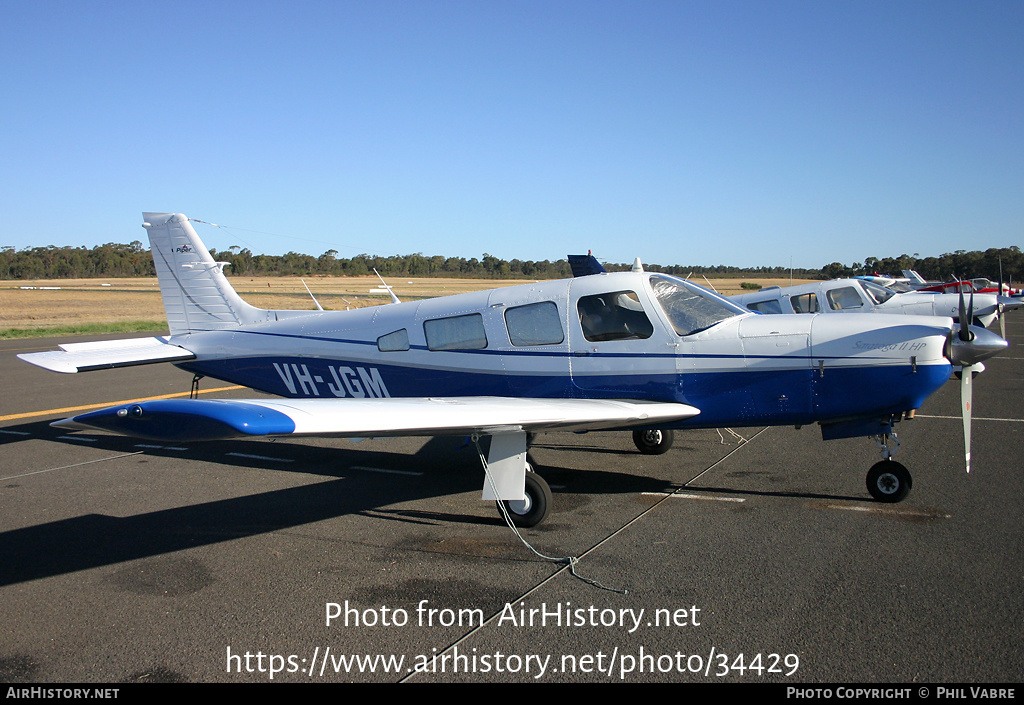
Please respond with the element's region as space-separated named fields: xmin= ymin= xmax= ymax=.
xmin=143 ymin=212 xmax=266 ymax=335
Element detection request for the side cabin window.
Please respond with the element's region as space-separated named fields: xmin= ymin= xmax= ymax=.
xmin=377 ymin=329 xmax=409 ymax=352
xmin=790 ymin=293 xmax=820 ymax=313
xmin=825 ymin=287 xmax=864 ymax=310
xmin=505 ymin=301 xmax=564 ymax=346
xmin=577 ymin=291 xmax=653 ymax=342
xmin=424 ymin=313 xmax=488 ymax=351
xmin=746 ymin=299 xmax=783 ymax=314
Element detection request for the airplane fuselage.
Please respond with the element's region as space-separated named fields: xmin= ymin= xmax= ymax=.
xmin=173 ymin=271 xmax=954 ymax=431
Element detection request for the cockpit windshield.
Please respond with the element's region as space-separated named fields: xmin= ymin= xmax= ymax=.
xmin=649 ymin=274 xmax=748 ymax=336
xmin=860 ymin=280 xmax=897 ymax=305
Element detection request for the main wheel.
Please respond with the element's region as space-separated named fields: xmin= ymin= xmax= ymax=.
xmin=633 ymin=429 xmax=674 ymax=455
xmin=866 ymin=460 xmax=912 ymax=503
xmin=496 ymin=469 xmax=552 ymax=528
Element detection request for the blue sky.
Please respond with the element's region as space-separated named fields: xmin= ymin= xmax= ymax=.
xmin=2 ymin=1 xmax=1021 ymax=270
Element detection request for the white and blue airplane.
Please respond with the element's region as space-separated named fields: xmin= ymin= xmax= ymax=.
xmin=854 ymin=274 xmax=910 ymax=288
xmin=19 ymin=213 xmax=1009 ymax=526
xmin=730 ymin=277 xmax=1021 ymax=331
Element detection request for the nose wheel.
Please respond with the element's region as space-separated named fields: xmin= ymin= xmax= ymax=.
xmin=866 ymin=460 xmax=912 ymax=503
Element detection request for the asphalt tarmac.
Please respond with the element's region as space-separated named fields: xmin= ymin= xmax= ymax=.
xmin=1 ymin=321 xmax=1022 ymax=684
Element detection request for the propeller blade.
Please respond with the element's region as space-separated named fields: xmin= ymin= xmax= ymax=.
xmin=961 ymin=364 xmax=973 ymax=473
xmin=998 ymin=258 xmax=1007 ymax=338
xmin=958 ymin=288 xmax=971 ymax=341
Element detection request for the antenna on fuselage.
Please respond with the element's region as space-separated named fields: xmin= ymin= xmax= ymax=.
xmin=632 ymin=257 xmax=644 ymax=273
xmin=373 ymin=268 xmax=401 ymax=304
xmin=300 ymin=279 xmax=324 ymax=311
xmin=701 ymin=275 xmax=720 ymax=293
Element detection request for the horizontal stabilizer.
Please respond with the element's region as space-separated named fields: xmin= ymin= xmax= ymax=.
xmin=52 ymin=396 xmax=699 ymax=442
xmin=18 ymin=336 xmax=195 ymax=374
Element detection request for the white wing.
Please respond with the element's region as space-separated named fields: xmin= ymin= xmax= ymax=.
xmin=52 ymin=396 xmax=699 ymax=440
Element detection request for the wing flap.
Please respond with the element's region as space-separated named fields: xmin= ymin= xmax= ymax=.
xmin=18 ymin=337 xmax=195 ymax=373
xmin=52 ymin=396 xmax=699 ymax=442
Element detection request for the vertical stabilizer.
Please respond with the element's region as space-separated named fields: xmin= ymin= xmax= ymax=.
xmin=143 ymin=212 xmax=266 ymax=335
xmin=903 ymin=270 xmax=927 ymax=285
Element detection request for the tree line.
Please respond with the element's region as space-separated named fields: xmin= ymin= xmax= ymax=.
xmin=821 ymin=248 xmax=1022 ymax=284
xmin=1 ymin=241 xmax=1020 ymax=284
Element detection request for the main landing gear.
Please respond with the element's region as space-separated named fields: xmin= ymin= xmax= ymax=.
xmin=633 ymin=428 xmax=674 ymax=455
xmin=496 ymin=462 xmax=553 ymax=528
xmin=474 ymin=433 xmax=554 ymax=528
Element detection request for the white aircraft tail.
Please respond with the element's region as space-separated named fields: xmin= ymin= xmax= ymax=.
xmin=143 ymin=212 xmax=267 ymax=335
xmin=902 ymin=269 xmax=927 ymax=285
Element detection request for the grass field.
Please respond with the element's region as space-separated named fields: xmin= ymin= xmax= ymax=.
xmin=0 ymin=275 xmax=815 ymax=338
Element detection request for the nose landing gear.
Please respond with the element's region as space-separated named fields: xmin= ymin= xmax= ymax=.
xmin=866 ymin=459 xmax=912 ymax=503
xmin=866 ymin=433 xmax=912 ymax=503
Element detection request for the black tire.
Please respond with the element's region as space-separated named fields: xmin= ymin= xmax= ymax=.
xmin=866 ymin=460 xmax=912 ymax=503
xmin=497 ymin=469 xmax=552 ymax=528
xmin=633 ymin=429 xmax=674 ymax=455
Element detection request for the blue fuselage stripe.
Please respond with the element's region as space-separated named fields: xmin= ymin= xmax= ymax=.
xmin=178 ymin=355 xmax=950 ymax=430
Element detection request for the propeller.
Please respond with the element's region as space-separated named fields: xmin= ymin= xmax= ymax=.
xmin=949 ymin=288 xmax=1008 ymax=473
xmin=958 ymin=286 xmax=972 ymax=339
xmin=998 ymin=259 xmax=1006 ymax=339
xmin=961 ymin=354 xmax=973 ymax=473
xmin=959 ymin=287 xmax=974 ymax=472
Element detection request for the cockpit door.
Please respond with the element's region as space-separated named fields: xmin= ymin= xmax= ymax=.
xmin=567 ymin=276 xmax=678 ymax=397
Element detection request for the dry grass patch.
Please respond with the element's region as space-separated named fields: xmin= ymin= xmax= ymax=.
xmin=0 ymin=275 xmax=815 ymax=336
